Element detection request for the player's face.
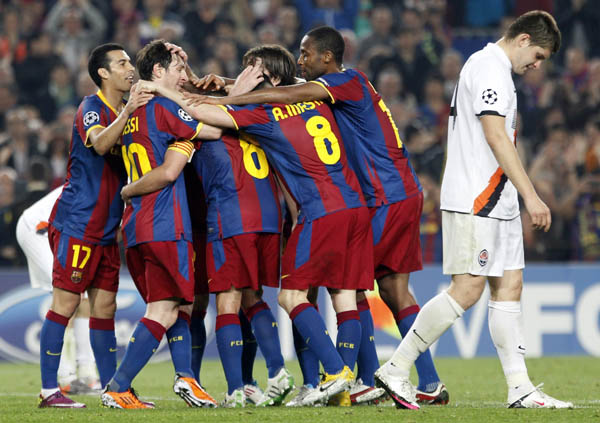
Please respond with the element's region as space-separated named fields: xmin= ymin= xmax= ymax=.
xmin=106 ymin=50 xmax=135 ymax=91
xmin=163 ymin=54 xmax=188 ymax=90
xmin=515 ymin=43 xmax=551 ymax=75
xmin=298 ymin=36 xmax=326 ymax=81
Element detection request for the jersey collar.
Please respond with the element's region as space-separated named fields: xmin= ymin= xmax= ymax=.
xmin=486 ymin=43 xmax=512 ymax=71
xmin=96 ymin=89 xmax=119 ymax=116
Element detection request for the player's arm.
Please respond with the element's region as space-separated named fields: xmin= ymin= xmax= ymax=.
xmin=88 ymin=83 xmax=153 ymax=155
xmin=185 ymin=81 xmax=329 ymax=106
xmin=480 ymin=115 xmax=551 ymax=231
xmin=138 ymin=81 xmax=237 ymax=130
xmin=121 ymin=147 xmax=189 ymax=204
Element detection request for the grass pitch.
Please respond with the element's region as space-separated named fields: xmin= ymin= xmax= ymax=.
xmin=0 ymin=356 xmax=597 ymax=422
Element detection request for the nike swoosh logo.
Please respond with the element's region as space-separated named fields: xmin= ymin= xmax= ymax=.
xmin=109 ymin=348 xmax=117 ymax=352
xmin=46 ymin=350 xmax=61 ymax=356
xmin=534 ymin=400 xmax=544 ymax=406
xmin=518 ymin=345 xmax=525 ymax=350
xmin=413 ymin=329 xmax=426 ymax=344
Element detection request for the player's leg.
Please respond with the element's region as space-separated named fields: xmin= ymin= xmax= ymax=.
xmin=215 ymin=288 xmax=246 ymax=407
xmin=238 ymin=310 xmax=262 ymax=403
xmin=242 ymin=289 xmax=293 ymax=406
xmin=39 ymin=287 xmax=83 ymax=407
xmin=68 ymin=296 xmax=100 ymax=393
xmin=190 ymin=294 xmax=209 ymax=383
xmin=377 ymin=273 xmax=446 ymax=403
xmin=287 ymin=287 xmax=320 ymax=407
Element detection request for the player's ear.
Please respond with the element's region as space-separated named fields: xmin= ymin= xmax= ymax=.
xmin=270 ymin=75 xmax=282 ymax=86
xmin=517 ymin=33 xmax=531 ymax=48
xmin=97 ymin=67 xmax=110 ymax=81
xmin=152 ymin=62 xmax=164 ymax=79
xmin=323 ymin=50 xmax=333 ymax=64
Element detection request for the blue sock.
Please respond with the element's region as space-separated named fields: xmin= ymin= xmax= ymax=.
xmin=290 ymin=303 xmax=344 ymax=375
xmin=40 ymin=310 xmax=68 ymax=389
xmin=167 ymin=313 xmax=193 ymax=378
xmin=216 ymin=314 xmax=244 ymax=394
xmin=293 ymin=323 xmax=320 ymax=387
xmin=247 ymin=302 xmax=284 ymax=378
xmin=336 ymin=311 xmax=361 ymax=371
xmin=109 ymin=318 xmax=165 ymax=393
xmin=356 ymin=300 xmax=378 ymax=386
xmin=190 ymin=311 xmax=206 ymax=383
xmin=239 ymin=311 xmax=257 ymax=385
xmin=89 ymin=317 xmax=117 ymax=388
xmin=396 ymin=305 xmax=441 ymax=392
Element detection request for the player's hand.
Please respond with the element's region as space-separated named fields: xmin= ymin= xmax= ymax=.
xmin=194 ymin=74 xmax=227 ymax=91
xmin=524 ymin=194 xmax=551 ymax=232
xmin=121 ymin=186 xmax=132 ymax=205
xmin=229 ymin=64 xmax=265 ymax=96
xmin=125 ymin=82 xmax=154 ymax=114
xmin=165 ymin=42 xmax=188 ymax=63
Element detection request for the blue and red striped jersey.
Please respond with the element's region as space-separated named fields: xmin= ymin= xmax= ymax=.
xmin=221 ymin=100 xmax=365 ymax=223
xmin=311 ymin=69 xmax=422 ymax=207
xmin=49 ymin=90 xmax=127 ymax=245
xmin=191 ymin=131 xmax=282 ymax=242
xmin=121 ymin=96 xmax=202 ymax=248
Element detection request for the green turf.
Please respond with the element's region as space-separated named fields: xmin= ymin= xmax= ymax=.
xmin=0 ymin=357 xmax=597 ymax=422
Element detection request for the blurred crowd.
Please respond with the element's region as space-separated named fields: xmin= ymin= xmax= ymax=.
xmin=1 ymin=0 xmax=600 ymax=266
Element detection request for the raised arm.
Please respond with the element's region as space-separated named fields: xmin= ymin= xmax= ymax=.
xmin=481 ymin=115 xmax=551 ymax=231
xmin=189 ymin=81 xmax=329 ymax=106
xmin=88 ymin=84 xmax=153 ymax=155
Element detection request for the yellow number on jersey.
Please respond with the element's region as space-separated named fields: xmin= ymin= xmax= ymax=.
xmin=122 ymin=143 xmax=152 ymax=182
xmin=306 ymin=115 xmax=341 ymax=165
xmin=239 ymin=136 xmax=269 ymax=179
xmin=378 ymin=99 xmax=403 ymax=148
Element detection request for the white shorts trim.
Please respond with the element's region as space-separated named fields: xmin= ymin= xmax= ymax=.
xmin=442 ymin=211 xmax=524 ymax=277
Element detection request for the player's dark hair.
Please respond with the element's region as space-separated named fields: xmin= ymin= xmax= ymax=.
xmin=88 ymin=43 xmax=126 ymax=88
xmin=305 ymin=26 xmax=345 ymax=66
xmin=242 ymin=45 xmax=297 ymax=87
xmin=505 ymin=10 xmax=561 ymax=55
xmin=136 ymin=39 xmax=173 ymax=81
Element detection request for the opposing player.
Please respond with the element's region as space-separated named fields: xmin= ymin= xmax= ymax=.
xmin=17 ymin=187 xmax=100 ymax=394
xmin=193 ymin=27 xmax=445 ymax=405
xmin=101 ymin=40 xmax=220 ymax=409
xmin=374 ymin=11 xmax=574 ymax=409
xmin=37 ymin=43 xmax=152 ymax=408
xmin=142 ymin=44 xmax=374 ymax=406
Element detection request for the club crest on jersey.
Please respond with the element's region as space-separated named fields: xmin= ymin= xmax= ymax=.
xmin=478 ymin=249 xmax=489 ymax=267
xmin=482 ymin=89 xmax=498 ymax=105
xmin=178 ymin=108 xmax=193 ymax=121
xmin=71 ymin=270 xmax=83 ymax=283
xmin=83 ymin=111 xmax=100 ymax=126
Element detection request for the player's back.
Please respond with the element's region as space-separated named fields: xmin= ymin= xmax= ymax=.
xmin=312 ymin=68 xmax=421 ymax=207
xmin=191 ymin=131 xmax=281 ymax=241
xmin=49 ymin=92 xmax=127 ymax=245
xmin=222 ymin=100 xmax=365 ymax=222
xmin=120 ymin=96 xmax=201 ymax=247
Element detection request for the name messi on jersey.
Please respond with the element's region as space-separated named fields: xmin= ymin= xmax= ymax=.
xmin=272 ymin=101 xmax=324 ymax=121
xmin=122 ymin=116 xmax=139 ymax=135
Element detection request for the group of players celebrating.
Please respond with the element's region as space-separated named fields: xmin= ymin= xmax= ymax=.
xmin=37 ymin=12 xmax=573 ymax=411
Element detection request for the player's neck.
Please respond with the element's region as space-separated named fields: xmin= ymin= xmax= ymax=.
xmin=496 ymin=38 xmax=515 ymax=65
xmin=99 ymin=85 xmax=126 ymax=112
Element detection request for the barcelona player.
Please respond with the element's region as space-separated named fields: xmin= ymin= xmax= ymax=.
xmin=101 ymin=40 xmax=220 ymax=409
xmin=140 ymin=44 xmax=374 ymax=406
xmin=194 ymin=27 xmax=446 ymax=406
xmin=38 ymin=43 xmax=153 ymax=409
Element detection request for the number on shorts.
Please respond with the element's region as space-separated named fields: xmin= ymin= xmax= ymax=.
xmin=71 ymin=245 xmax=91 ymax=269
xmin=306 ymin=115 xmax=340 ymax=165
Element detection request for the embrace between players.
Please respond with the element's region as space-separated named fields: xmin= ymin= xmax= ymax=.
xmin=37 ymin=11 xmax=573 ymax=410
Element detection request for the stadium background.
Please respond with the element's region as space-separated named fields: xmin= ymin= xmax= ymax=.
xmin=0 ymin=0 xmax=598 ymax=363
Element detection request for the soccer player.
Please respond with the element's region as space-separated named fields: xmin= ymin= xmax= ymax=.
xmin=374 ymin=11 xmax=574 ymax=409
xmin=17 ymin=187 xmax=100 ymax=394
xmin=101 ymin=40 xmax=221 ymax=409
xmin=190 ymin=119 xmax=294 ymax=407
xmin=192 ymin=26 xmax=446 ymax=406
xmin=142 ymin=44 xmax=374 ymax=407
xmin=37 ymin=43 xmax=153 ymax=409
